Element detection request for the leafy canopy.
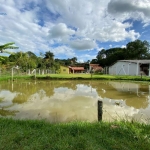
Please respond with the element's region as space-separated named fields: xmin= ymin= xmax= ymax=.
xmin=0 ymin=42 xmax=19 ymax=54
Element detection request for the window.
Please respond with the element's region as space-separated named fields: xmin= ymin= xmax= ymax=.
xmin=63 ymin=69 xmax=66 ymax=71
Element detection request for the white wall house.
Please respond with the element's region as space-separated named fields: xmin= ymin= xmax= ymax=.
xmin=109 ymin=60 xmax=150 ymax=76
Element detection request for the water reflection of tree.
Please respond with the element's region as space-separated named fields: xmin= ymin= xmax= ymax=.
xmin=0 ymin=109 xmax=18 ymax=116
xmin=90 ymin=81 xmax=149 ymax=109
xmin=1 ymin=80 xmax=148 ymax=109
xmin=1 ymin=81 xmax=55 ymax=104
xmin=53 ymin=81 xmax=78 ymax=90
xmin=6 ymin=80 xmax=92 ymax=104
xmin=13 ymin=93 xmax=27 ymax=104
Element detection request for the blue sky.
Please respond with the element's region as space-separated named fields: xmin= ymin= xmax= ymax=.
xmin=0 ymin=0 xmax=150 ymax=62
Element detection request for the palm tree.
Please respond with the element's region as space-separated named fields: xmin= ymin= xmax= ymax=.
xmin=0 ymin=42 xmax=19 ymax=54
xmin=44 ymin=51 xmax=54 ymax=69
xmin=71 ymin=57 xmax=77 ymax=65
xmin=44 ymin=51 xmax=54 ymax=60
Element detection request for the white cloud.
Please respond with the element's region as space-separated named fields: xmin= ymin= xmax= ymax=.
xmin=121 ymin=45 xmax=126 ymax=48
xmin=97 ymin=47 xmax=105 ymax=52
xmin=78 ymin=54 xmax=97 ymax=63
xmin=45 ymin=0 xmax=141 ymax=44
xmin=92 ymin=21 xmax=140 ymax=42
xmin=107 ymin=0 xmax=150 ymax=25
xmin=49 ymin=23 xmax=75 ymax=38
xmin=108 ymin=0 xmax=150 ymax=17
xmin=69 ymin=39 xmax=97 ymax=50
xmin=50 ymin=45 xmax=75 ymax=58
xmin=0 ymin=2 xmax=51 ymax=54
xmin=78 ymin=59 xmax=84 ymax=63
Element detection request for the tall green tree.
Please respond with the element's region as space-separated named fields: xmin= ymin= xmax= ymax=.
xmin=44 ymin=51 xmax=54 ymax=69
xmin=9 ymin=51 xmax=37 ymax=71
xmin=71 ymin=57 xmax=77 ymax=65
xmin=126 ymin=40 xmax=150 ymax=59
xmin=96 ymin=48 xmax=125 ymax=67
xmin=44 ymin=51 xmax=54 ymax=60
xmin=96 ymin=40 xmax=150 ymax=67
xmin=26 ymin=51 xmax=37 ymax=59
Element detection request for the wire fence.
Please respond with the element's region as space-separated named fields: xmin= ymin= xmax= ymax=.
xmin=0 ymin=68 xmax=56 ymax=77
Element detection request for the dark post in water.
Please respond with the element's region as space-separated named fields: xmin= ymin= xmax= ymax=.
xmin=98 ymin=100 xmax=103 ymax=121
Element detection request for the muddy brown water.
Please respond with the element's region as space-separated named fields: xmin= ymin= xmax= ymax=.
xmin=0 ymin=80 xmax=150 ymax=124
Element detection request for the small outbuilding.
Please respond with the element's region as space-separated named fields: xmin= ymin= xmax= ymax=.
xmin=109 ymin=60 xmax=150 ymax=76
xmin=69 ymin=66 xmax=85 ymax=74
xmin=60 ymin=66 xmax=69 ymax=74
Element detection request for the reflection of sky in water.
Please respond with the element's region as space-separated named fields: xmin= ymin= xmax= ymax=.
xmin=102 ymin=98 xmax=140 ymax=122
xmin=52 ymin=84 xmax=99 ymax=101
xmin=7 ymin=87 xmax=99 ymax=122
xmin=137 ymin=97 xmax=150 ymax=122
xmin=0 ymin=90 xmax=18 ymax=107
xmin=0 ymin=81 xmax=150 ymax=124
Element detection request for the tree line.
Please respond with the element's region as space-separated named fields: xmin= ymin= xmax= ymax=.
xmin=0 ymin=43 xmax=79 ymax=73
xmin=0 ymin=39 xmax=150 ymax=72
xmin=91 ymin=39 xmax=150 ymax=67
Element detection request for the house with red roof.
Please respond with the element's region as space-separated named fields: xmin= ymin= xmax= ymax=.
xmin=69 ymin=66 xmax=85 ymax=74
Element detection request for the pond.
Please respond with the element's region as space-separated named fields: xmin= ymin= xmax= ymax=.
xmin=0 ymin=80 xmax=150 ymax=124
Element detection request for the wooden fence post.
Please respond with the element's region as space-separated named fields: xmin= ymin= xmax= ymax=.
xmin=98 ymin=100 xmax=103 ymax=121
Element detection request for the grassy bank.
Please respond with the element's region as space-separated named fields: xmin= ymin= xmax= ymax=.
xmin=0 ymin=75 xmax=31 ymax=81
xmin=36 ymin=74 xmax=150 ymax=81
xmin=0 ymin=118 xmax=150 ymax=150
xmin=1 ymin=74 xmax=150 ymax=82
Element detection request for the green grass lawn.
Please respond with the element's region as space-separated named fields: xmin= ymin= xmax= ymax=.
xmin=1 ymin=73 xmax=150 ymax=82
xmin=35 ymin=74 xmax=150 ymax=82
xmin=0 ymin=118 xmax=150 ymax=150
